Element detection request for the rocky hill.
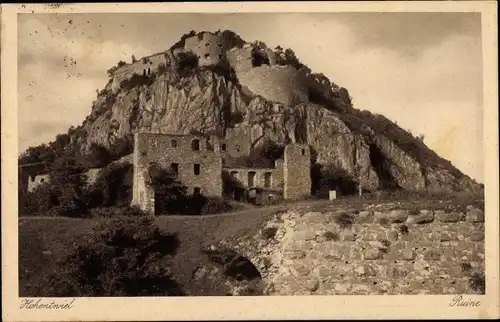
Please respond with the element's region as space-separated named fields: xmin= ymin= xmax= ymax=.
xmin=20 ymin=30 xmax=482 ymax=194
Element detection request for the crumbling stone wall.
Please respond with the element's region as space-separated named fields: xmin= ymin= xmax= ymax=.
xmin=220 ymin=126 xmax=253 ymax=159
xmin=226 ymin=45 xmax=254 ymax=72
xmin=111 ymin=52 xmax=170 ymax=93
xmin=223 ymin=165 xmax=284 ymax=190
xmin=131 ymin=132 xmax=223 ymax=214
xmin=27 ymin=174 xmax=50 ymax=193
xmin=226 ymin=45 xmax=277 ymax=72
xmin=284 ymin=144 xmax=311 ymax=200
xmin=234 ymin=204 xmax=485 ymax=295
xmin=184 ymin=32 xmax=228 ymax=67
xmin=25 ymin=154 xmax=133 ymax=194
xmin=236 ymin=65 xmax=309 ymax=106
xmin=27 ymin=168 xmax=102 ymax=193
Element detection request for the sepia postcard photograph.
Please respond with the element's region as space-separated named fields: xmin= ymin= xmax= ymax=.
xmin=1 ymin=1 xmax=499 ymax=321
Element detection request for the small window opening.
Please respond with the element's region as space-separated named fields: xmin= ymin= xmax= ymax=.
xmin=192 ymin=139 xmax=200 ymax=151
xmin=248 ymin=171 xmax=256 ymax=187
xmin=194 ymin=164 xmax=200 ymax=175
xmin=205 ymin=43 xmax=210 ymax=47
xmin=171 ymin=163 xmax=179 ymax=174
xmin=147 ymin=68 xmax=151 ymax=75
xmin=217 ymin=43 xmax=223 ymax=48
xmin=171 ymin=139 xmax=178 ymax=148
xmin=204 ymin=53 xmax=210 ymax=59
xmin=143 ymin=69 xmax=146 ymax=76
xmin=40 ymin=178 xmax=45 ymax=183
xmin=221 ymin=143 xmax=227 ymax=151
xmin=218 ymin=54 xmax=223 ymax=59
xmin=194 ymin=187 xmax=201 ymax=195
xmin=264 ymin=172 xmax=272 ymax=188
xmin=301 ymin=148 xmax=305 ymax=155
xmin=235 ymin=144 xmax=240 ymax=152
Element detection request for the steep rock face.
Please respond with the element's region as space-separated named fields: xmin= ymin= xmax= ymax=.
xmin=306 ymin=104 xmax=379 ymax=190
xmin=75 ymin=65 xmax=480 ymax=193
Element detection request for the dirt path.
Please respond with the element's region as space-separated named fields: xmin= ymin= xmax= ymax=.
xmin=19 ymin=198 xmax=335 ymax=221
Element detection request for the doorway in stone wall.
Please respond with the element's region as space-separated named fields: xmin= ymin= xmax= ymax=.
xmin=248 ymin=171 xmax=256 ymax=187
xmin=264 ymin=172 xmax=272 ymax=188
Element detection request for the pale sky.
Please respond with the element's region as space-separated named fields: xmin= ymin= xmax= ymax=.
xmin=18 ymin=13 xmax=484 ymax=182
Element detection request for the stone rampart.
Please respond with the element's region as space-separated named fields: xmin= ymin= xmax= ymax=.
xmin=233 ymin=203 xmax=485 ymax=295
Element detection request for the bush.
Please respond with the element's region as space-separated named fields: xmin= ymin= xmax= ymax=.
xmin=312 ymin=163 xmax=358 ymax=197
xmin=176 ymin=51 xmax=199 ymax=78
xmin=261 ymin=227 xmax=278 ymax=240
xmin=323 ymin=231 xmax=339 ymax=241
xmin=334 ymin=213 xmax=355 ymax=229
xmin=20 ymin=156 xmax=90 ymax=218
xmin=19 ymin=184 xmax=56 ymax=217
xmin=207 ymin=59 xmax=238 ymax=83
xmin=119 ymin=73 xmax=155 ymax=91
xmin=148 ymin=163 xmax=188 ymax=215
xmin=200 ymin=197 xmax=233 ymax=215
xmin=399 ymin=224 xmax=409 ymax=235
xmin=86 ymin=142 xmax=113 ymax=168
xmin=468 ymin=272 xmax=485 ymax=294
xmin=45 ymin=215 xmax=184 ymax=296
xmin=89 ymin=162 xmax=133 ymax=208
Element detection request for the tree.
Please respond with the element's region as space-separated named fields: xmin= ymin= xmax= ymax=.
xmin=47 ymin=155 xmax=89 ymax=217
xmin=89 ymin=162 xmax=133 ymax=208
xmin=108 ymin=134 xmax=134 ymax=160
xmin=148 ymin=163 xmax=188 ymax=215
xmin=87 ymin=142 xmax=113 ymax=168
xmin=175 ymin=51 xmax=199 ymax=78
xmin=45 ymin=215 xmax=184 ymax=296
xmin=131 ymin=55 xmax=137 ymax=63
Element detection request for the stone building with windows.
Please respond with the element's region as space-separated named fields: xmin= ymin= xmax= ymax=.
xmin=130 ymin=128 xmax=311 ymax=214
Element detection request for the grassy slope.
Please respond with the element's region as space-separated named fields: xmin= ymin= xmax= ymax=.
xmin=19 ymin=208 xmax=278 ymax=296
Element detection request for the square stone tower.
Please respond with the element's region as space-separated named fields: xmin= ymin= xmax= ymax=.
xmin=283 ymin=144 xmax=311 ymax=200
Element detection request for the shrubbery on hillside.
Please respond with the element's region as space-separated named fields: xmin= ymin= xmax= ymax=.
xmin=148 ymin=162 xmax=234 ymax=216
xmin=20 ymin=156 xmax=90 ymax=217
xmin=86 ymin=162 xmax=134 ymax=209
xmin=44 ymin=215 xmax=185 ymax=296
xmin=311 ymin=163 xmax=358 ymax=197
xmin=119 ymin=72 xmax=156 ymax=91
xmin=176 ymin=51 xmax=199 ymax=78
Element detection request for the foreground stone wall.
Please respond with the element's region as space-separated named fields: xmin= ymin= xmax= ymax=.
xmin=233 ymin=203 xmax=485 ymax=295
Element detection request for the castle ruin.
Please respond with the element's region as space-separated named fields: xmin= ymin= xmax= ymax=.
xmin=108 ymin=31 xmax=310 ymax=106
xmin=130 ymin=128 xmax=311 ymax=215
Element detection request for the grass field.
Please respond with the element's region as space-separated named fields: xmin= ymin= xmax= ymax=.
xmin=18 ymin=192 xmax=484 ymax=296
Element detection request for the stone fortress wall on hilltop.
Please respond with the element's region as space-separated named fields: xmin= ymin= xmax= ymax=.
xmin=183 ymin=31 xmax=229 ymax=67
xmin=110 ymin=52 xmax=172 ymax=93
xmin=226 ymin=45 xmax=309 ymax=106
xmin=108 ymin=31 xmax=310 ymax=106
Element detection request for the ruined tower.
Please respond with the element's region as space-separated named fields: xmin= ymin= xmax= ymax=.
xmin=283 ymin=144 xmax=311 ymax=200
